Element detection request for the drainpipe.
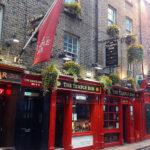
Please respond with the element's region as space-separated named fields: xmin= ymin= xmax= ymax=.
xmin=95 ymin=0 xmax=99 ymax=63
xmin=138 ymin=0 xmax=144 ymax=77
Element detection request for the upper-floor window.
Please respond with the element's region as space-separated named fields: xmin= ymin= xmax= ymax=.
xmin=63 ymin=32 xmax=79 ymax=60
xmin=108 ymin=5 xmax=116 ymax=26
xmin=0 ymin=6 xmax=3 ymax=39
xmin=126 ymin=17 xmax=133 ymax=34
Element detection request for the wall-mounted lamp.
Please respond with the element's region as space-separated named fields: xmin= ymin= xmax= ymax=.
xmin=59 ymin=52 xmax=72 ymax=61
xmin=92 ymin=63 xmax=103 ymax=70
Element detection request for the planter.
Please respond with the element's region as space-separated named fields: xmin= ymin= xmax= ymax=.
xmin=125 ymin=34 xmax=136 ymax=45
xmin=64 ymin=2 xmax=81 ymax=17
xmin=107 ymin=24 xmax=119 ymax=38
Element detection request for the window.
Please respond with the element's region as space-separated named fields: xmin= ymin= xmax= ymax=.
xmin=108 ymin=5 xmax=116 ymax=26
xmin=63 ymin=33 xmax=79 ymax=60
xmin=72 ymin=96 xmax=91 ymax=133
xmin=0 ymin=6 xmax=3 ymax=39
xmin=103 ymin=97 xmax=119 ymax=129
xmin=126 ymin=17 xmax=133 ymax=34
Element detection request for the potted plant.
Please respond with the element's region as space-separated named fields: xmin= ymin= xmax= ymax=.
xmin=64 ymin=1 xmax=81 ymax=17
xmin=42 ymin=64 xmax=59 ymax=92
xmin=98 ymin=75 xmax=112 ymax=89
xmin=63 ymin=60 xmax=81 ymax=78
xmin=127 ymin=44 xmax=144 ymax=63
xmin=125 ymin=34 xmax=136 ymax=45
xmin=109 ymin=73 xmax=120 ymax=85
xmin=107 ymin=24 xmax=119 ymax=37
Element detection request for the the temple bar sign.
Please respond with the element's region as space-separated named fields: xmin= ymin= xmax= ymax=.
xmin=58 ymin=80 xmax=101 ymax=93
xmin=110 ymin=89 xmax=135 ymax=98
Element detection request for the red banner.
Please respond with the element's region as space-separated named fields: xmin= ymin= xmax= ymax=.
xmin=34 ymin=0 xmax=63 ymax=65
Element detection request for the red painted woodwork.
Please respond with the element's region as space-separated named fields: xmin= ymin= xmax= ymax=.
xmin=48 ymin=90 xmax=57 ymax=150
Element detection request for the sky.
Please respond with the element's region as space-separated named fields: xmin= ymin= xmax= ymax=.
xmin=145 ymin=0 xmax=150 ymax=3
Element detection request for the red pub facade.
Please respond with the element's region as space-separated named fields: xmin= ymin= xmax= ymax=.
xmin=0 ymin=63 xmax=150 ymax=150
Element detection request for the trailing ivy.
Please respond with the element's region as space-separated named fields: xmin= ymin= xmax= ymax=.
xmin=109 ymin=73 xmax=120 ymax=85
xmin=42 ymin=64 xmax=59 ymax=91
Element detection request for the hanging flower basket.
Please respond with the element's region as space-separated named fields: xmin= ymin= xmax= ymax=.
xmin=63 ymin=60 xmax=81 ymax=79
xmin=64 ymin=2 xmax=81 ymax=17
xmin=127 ymin=44 xmax=144 ymax=63
xmin=107 ymin=24 xmax=119 ymax=37
xmin=98 ymin=75 xmax=112 ymax=89
xmin=109 ymin=73 xmax=121 ymax=85
xmin=42 ymin=64 xmax=59 ymax=91
xmin=125 ymin=34 xmax=136 ymax=45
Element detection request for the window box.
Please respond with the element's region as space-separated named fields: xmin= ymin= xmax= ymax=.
xmin=64 ymin=2 xmax=81 ymax=18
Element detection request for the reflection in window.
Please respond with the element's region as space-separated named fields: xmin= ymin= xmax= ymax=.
xmin=72 ymin=103 xmax=91 ymax=133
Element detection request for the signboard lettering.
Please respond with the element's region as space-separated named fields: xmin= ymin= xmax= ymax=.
xmin=58 ymin=80 xmax=101 ymax=93
xmin=0 ymin=70 xmax=21 ymax=83
xmin=110 ymin=89 xmax=135 ymax=98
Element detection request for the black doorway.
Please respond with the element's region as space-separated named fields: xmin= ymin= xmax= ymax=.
xmin=55 ymin=102 xmax=64 ymax=148
xmin=122 ymin=105 xmax=128 ymax=143
xmin=15 ymin=89 xmax=44 ymax=150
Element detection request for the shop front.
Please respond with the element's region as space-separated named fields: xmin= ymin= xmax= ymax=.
xmin=0 ymin=64 xmax=23 ymax=149
xmin=48 ymin=76 xmax=103 ymax=150
xmin=15 ymin=73 xmax=48 ymax=150
xmin=103 ymin=86 xmax=136 ymax=148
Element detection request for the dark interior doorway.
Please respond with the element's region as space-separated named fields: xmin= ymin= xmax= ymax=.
xmin=55 ymin=95 xmax=65 ymax=148
xmin=15 ymin=88 xmax=44 ymax=150
xmin=122 ymin=105 xmax=128 ymax=143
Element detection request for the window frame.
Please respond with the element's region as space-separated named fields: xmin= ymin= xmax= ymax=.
xmin=125 ymin=17 xmax=133 ymax=34
xmin=63 ymin=32 xmax=79 ymax=60
xmin=108 ymin=5 xmax=117 ymax=26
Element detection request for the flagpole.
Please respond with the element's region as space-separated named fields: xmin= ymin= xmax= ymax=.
xmin=16 ymin=0 xmax=58 ymax=61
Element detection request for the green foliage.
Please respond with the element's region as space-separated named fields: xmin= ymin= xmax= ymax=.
xmin=63 ymin=61 xmax=81 ymax=77
xmin=125 ymin=34 xmax=136 ymax=45
xmin=127 ymin=44 xmax=144 ymax=63
xmin=64 ymin=2 xmax=81 ymax=16
xmin=42 ymin=64 xmax=59 ymax=91
xmin=98 ymin=75 xmax=112 ymax=88
xmin=126 ymin=77 xmax=136 ymax=88
xmin=109 ymin=73 xmax=120 ymax=85
xmin=107 ymin=24 xmax=119 ymax=37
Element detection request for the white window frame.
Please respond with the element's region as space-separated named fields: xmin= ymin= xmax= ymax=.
xmin=63 ymin=32 xmax=79 ymax=60
xmin=108 ymin=5 xmax=116 ymax=26
xmin=126 ymin=17 xmax=133 ymax=34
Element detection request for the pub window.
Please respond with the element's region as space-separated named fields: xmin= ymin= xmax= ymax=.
xmin=63 ymin=32 xmax=79 ymax=61
xmin=108 ymin=5 xmax=116 ymax=26
xmin=72 ymin=96 xmax=91 ymax=133
xmin=103 ymin=97 xmax=119 ymax=129
xmin=145 ymin=104 xmax=150 ymax=134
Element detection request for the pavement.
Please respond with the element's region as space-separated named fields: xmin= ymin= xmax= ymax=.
xmin=104 ymin=139 xmax=150 ymax=150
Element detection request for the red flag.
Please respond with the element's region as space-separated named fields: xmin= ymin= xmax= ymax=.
xmin=34 ymin=0 xmax=63 ymax=65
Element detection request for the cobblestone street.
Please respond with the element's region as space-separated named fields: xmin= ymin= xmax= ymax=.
xmin=105 ymin=139 xmax=150 ymax=150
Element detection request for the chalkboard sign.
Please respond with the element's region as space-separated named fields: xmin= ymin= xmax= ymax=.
xmin=106 ymin=39 xmax=118 ymax=67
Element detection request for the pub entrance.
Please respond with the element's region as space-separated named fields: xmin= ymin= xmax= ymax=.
xmin=15 ymin=88 xmax=44 ymax=150
xmin=122 ymin=105 xmax=128 ymax=143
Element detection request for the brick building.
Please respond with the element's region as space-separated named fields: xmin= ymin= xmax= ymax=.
xmin=0 ymin=0 xmax=96 ymax=73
